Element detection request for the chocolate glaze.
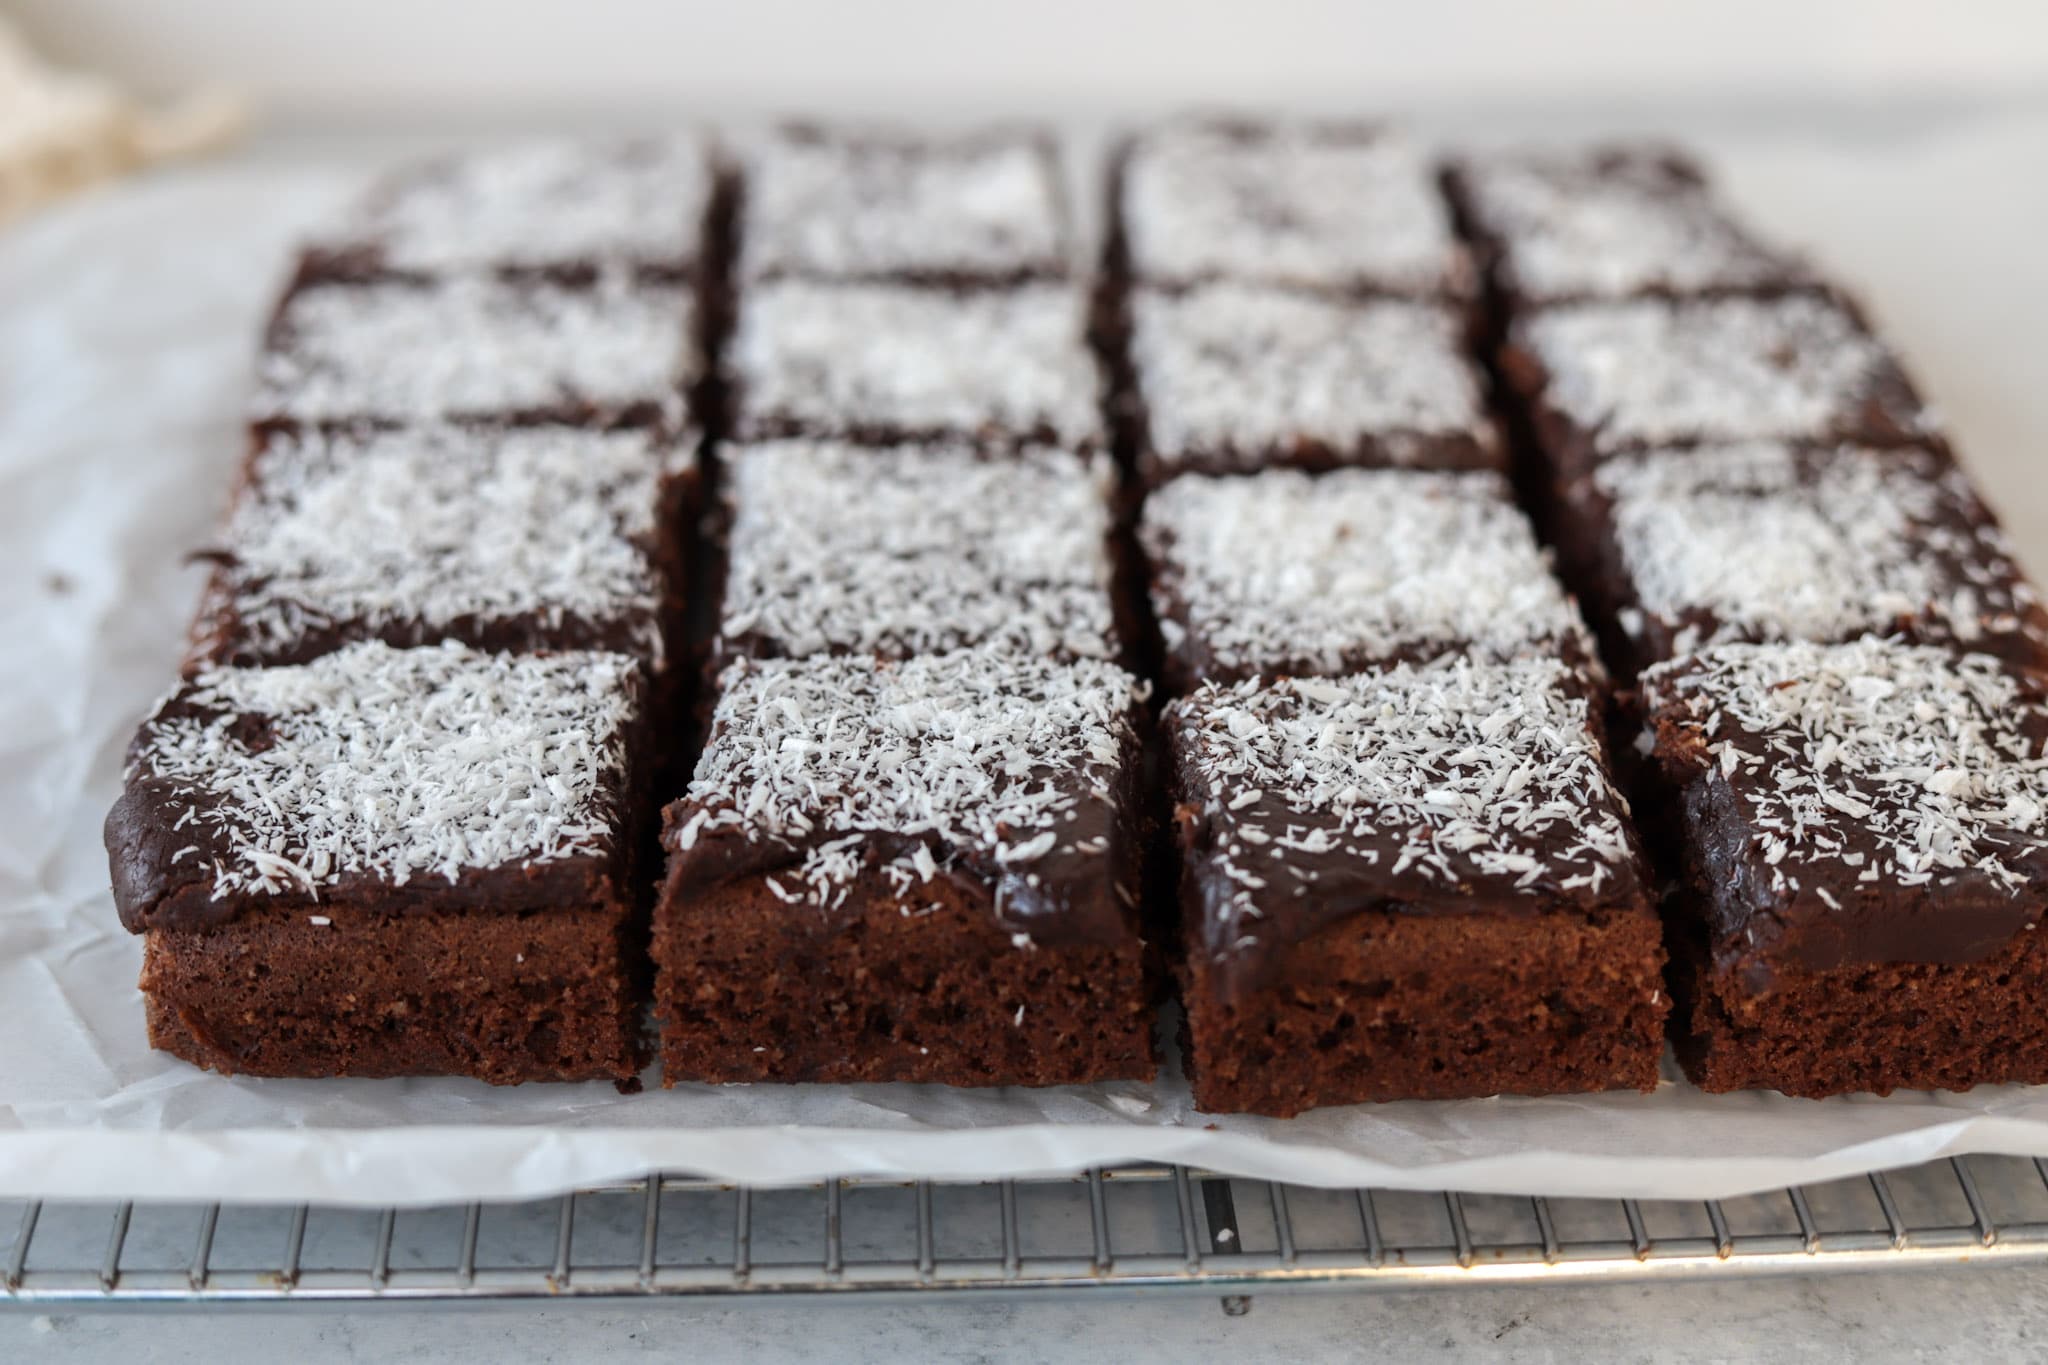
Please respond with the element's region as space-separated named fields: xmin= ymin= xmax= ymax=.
xmin=107 ymin=677 xmax=644 ymax=935
xmin=658 ymin=721 xmax=1146 ymax=952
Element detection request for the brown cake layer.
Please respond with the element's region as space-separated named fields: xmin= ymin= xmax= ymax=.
xmin=1179 ymin=901 xmax=1666 ymax=1117
xmin=142 ymin=899 xmax=646 ymax=1086
xmin=656 ymin=862 xmax=1153 ymax=1087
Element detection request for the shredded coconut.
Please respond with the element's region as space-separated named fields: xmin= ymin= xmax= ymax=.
xmin=729 ymin=281 xmax=1101 ymax=446
xmin=675 ymin=650 xmax=1142 ymax=909
xmin=255 ymin=276 xmax=693 ymax=425
xmin=1121 ymin=120 xmax=1466 ymax=295
xmin=1641 ymin=638 xmax=2048 ymax=896
xmin=1520 ymin=295 xmax=1933 ymax=451
xmin=200 ymin=425 xmax=686 ymax=666
xmin=1143 ymin=467 xmax=1593 ymax=678
xmin=719 ymin=439 xmax=1116 ymax=662
xmin=312 ymin=136 xmax=713 ymax=276
xmin=739 ymin=127 xmax=1069 ymax=281
xmin=1171 ymin=658 xmax=1638 ymax=951
xmin=1131 ymin=285 xmax=1494 ymax=475
xmin=1598 ymin=442 xmax=2037 ymax=656
xmin=126 ymin=641 xmax=640 ymax=898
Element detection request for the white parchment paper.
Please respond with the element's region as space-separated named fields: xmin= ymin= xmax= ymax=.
xmin=8 ymin=113 xmax=2048 ymax=1208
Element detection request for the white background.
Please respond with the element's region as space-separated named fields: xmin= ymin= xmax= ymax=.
xmin=11 ymin=0 xmax=2048 ymax=119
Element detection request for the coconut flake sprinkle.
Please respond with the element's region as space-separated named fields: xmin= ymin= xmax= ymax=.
xmin=125 ymin=641 xmax=640 ymax=899
xmin=729 ymin=281 xmax=1101 ymax=446
xmin=1641 ymin=638 xmax=2048 ymax=897
xmin=673 ymin=650 xmax=1142 ymax=909
xmin=1142 ymin=466 xmax=1594 ymax=679
xmin=1170 ymin=657 xmax=1639 ymax=952
xmin=1130 ymin=285 xmax=1495 ymax=477
xmin=719 ymin=439 xmax=1116 ymax=662
xmin=198 ymin=425 xmax=685 ymax=667
xmin=255 ymin=276 xmax=693 ymax=425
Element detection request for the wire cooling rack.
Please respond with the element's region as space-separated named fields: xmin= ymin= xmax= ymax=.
xmin=8 ymin=1155 xmax=2048 ymax=1311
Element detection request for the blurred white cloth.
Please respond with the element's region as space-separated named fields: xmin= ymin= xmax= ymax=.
xmin=0 ymin=17 xmax=241 ymax=225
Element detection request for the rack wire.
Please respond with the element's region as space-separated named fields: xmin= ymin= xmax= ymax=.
xmin=7 ymin=1155 xmax=2048 ymax=1311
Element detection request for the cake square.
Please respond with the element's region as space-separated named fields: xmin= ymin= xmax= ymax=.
xmin=104 ymin=640 xmax=651 ymax=1085
xmin=1503 ymin=294 xmax=1936 ymax=477
xmin=254 ymin=277 xmax=695 ymax=429
xmin=1116 ymin=118 xmax=1470 ymax=298
xmin=298 ymin=135 xmax=716 ymax=283
xmin=715 ymin=439 xmax=1119 ymax=666
xmin=189 ymin=424 xmax=692 ymax=672
xmin=1140 ymin=467 xmax=1596 ymax=689
xmin=1637 ymin=638 xmax=2048 ymax=1097
xmin=1128 ymin=284 xmax=1499 ymax=488
xmin=1167 ymin=658 xmax=1665 ymax=1116
xmin=726 ymin=281 xmax=1102 ymax=447
xmin=738 ymin=124 xmax=1070 ymax=285
xmin=1445 ymin=145 xmax=1814 ymax=306
xmin=654 ymin=650 xmax=1155 ymax=1087
xmin=1563 ymin=441 xmax=2048 ymax=674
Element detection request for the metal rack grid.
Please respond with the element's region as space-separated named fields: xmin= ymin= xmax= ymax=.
xmin=7 ymin=1155 xmax=2048 ymax=1311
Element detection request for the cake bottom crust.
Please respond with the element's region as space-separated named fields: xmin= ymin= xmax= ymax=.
xmin=141 ymin=900 xmax=647 ymax=1086
xmin=1674 ymin=923 xmax=2048 ymax=1098
xmin=1181 ymin=905 xmax=1668 ymax=1118
xmin=654 ymin=867 xmax=1157 ymax=1087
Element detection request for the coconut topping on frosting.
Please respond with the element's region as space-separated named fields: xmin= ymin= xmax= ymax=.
xmin=739 ymin=127 xmax=1069 ymax=282
xmin=126 ymin=641 xmax=640 ymax=899
xmin=719 ymin=439 xmax=1116 ymax=663
xmin=313 ymin=136 xmax=712 ymax=276
xmin=1641 ymin=638 xmax=2048 ymax=896
xmin=198 ymin=425 xmax=685 ymax=667
xmin=256 ymin=277 xmax=693 ymax=425
xmin=1172 ymin=658 xmax=1638 ymax=956
xmin=1519 ymin=295 xmax=1930 ymax=452
xmin=729 ymin=281 xmax=1101 ymax=445
xmin=1131 ymin=285 xmax=1495 ymax=474
xmin=1121 ymin=121 xmax=1467 ymax=295
xmin=1597 ymin=442 xmax=2039 ymax=659
xmin=1143 ymin=467 xmax=1593 ymax=680
xmin=1456 ymin=149 xmax=1804 ymax=302
xmin=670 ymin=651 xmax=1143 ymax=912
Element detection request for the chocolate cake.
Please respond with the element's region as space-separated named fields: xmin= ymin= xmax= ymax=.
xmin=1140 ymin=466 xmax=1595 ymax=690
xmin=105 ymin=640 xmax=651 ymax=1085
xmin=726 ymin=280 xmax=1102 ymax=447
xmin=715 ymin=438 xmax=1118 ymax=666
xmin=1560 ymin=440 xmax=2048 ymax=674
xmin=1115 ymin=117 xmax=1471 ymax=298
xmin=298 ymin=135 xmax=717 ymax=284
xmin=1444 ymin=144 xmax=1815 ymax=307
xmin=254 ymin=276 xmax=696 ymax=429
xmin=1501 ymin=293 xmax=1937 ymax=479
xmin=1126 ymin=284 xmax=1499 ymax=488
xmin=1637 ymin=638 xmax=2048 ymax=1097
xmin=189 ymin=423 xmax=693 ymax=671
xmin=655 ymin=649 xmax=1156 ymax=1087
xmin=737 ymin=124 xmax=1071 ymax=285
xmin=1167 ymin=657 xmax=1666 ymax=1117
